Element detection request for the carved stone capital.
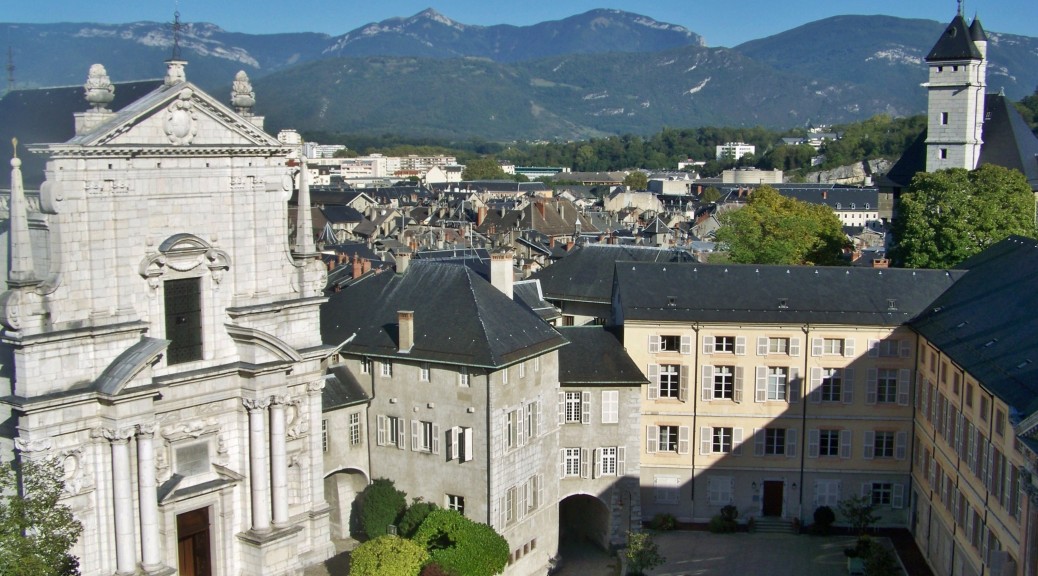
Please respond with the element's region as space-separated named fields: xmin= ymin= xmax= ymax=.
xmin=271 ymin=394 xmax=291 ymax=406
xmin=14 ymin=437 xmax=52 ymax=454
xmin=96 ymin=427 xmax=136 ymax=444
xmin=136 ymin=423 xmax=158 ymax=438
xmin=306 ymin=379 xmax=326 ymax=394
xmin=242 ymin=397 xmax=272 ymax=412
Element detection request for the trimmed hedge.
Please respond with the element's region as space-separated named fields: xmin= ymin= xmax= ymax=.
xmin=413 ymin=509 xmax=509 ymax=576
xmin=349 ymin=535 xmax=429 ymax=576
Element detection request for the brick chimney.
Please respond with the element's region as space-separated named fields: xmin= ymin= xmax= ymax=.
xmin=352 ymin=253 xmax=362 ymax=278
xmin=362 ymin=258 xmax=371 ymax=274
xmin=872 ymin=258 xmax=889 ymax=269
xmin=478 ymin=206 xmax=488 ymax=226
xmin=490 ymin=250 xmax=514 ymax=300
xmin=396 ymin=251 xmax=411 ymax=274
xmin=398 ymin=310 xmax=414 ymax=353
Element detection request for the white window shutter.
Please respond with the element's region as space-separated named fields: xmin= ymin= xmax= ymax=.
xmin=840 ymin=430 xmax=852 ymax=459
xmin=861 ymin=482 xmax=872 ymax=499
xmin=678 ymin=426 xmax=690 ymax=454
xmin=733 ymin=428 xmax=744 ymax=455
xmin=461 ymin=427 xmax=473 ymax=462
xmin=843 ymin=368 xmax=855 ymax=403
xmin=897 ymin=369 xmax=910 ymax=405
xmin=648 ymin=334 xmax=660 ymax=353
xmin=702 ymin=365 xmax=714 ymax=401
xmin=601 ymin=390 xmax=618 ymax=424
xmin=757 ymin=336 xmax=768 ymax=356
xmin=868 ymin=339 xmax=880 ymax=358
xmin=865 ymin=369 xmax=878 ymax=404
xmin=788 ymin=367 xmax=801 ymax=403
xmin=537 ymin=398 xmax=544 ymax=435
xmin=411 ymin=420 xmax=420 ymax=451
xmin=863 ymin=430 xmax=875 ymax=459
xmin=581 ymin=391 xmax=591 ymax=425
xmin=790 ymin=338 xmax=801 ymax=357
xmin=558 ymin=449 xmax=565 ymax=479
xmin=397 ymin=420 xmax=406 ymax=449
xmin=679 ymin=366 xmax=689 ymax=402
xmin=810 ymin=368 xmax=822 ymax=403
xmin=787 ymin=428 xmax=798 ymax=458
xmin=580 ymin=448 xmax=589 ymax=479
xmin=811 ymin=338 xmax=824 ymax=357
xmin=593 ymin=448 xmax=602 ymax=479
xmin=680 ymin=335 xmax=692 ymax=355
xmin=617 ymin=447 xmax=626 ymax=476
xmin=895 ymin=431 xmax=907 ymax=460
xmin=537 ymin=474 xmax=544 ymax=507
xmin=700 ymin=427 xmax=712 ymax=455
xmin=647 ymin=364 xmax=660 ymax=399
xmin=900 ymin=339 xmax=911 ymax=358
xmin=755 ymin=366 xmax=767 ymax=402
xmin=377 ymin=415 xmax=387 ymax=446
xmin=844 ymin=338 xmax=856 ymax=358
xmin=755 ymin=428 xmax=765 ymax=456
xmin=735 ymin=336 xmax=747 ymax=355
xmin=647 ymin=426 xmax=658 ymax=453
xmin=557 ymin=391 xmax=565 ymax=425
xmin=734 ymin=367 xmax=744 ymax=403
xmin=702 ymin=335 xmax=715 ymax=355
xmin=808 ymin=429 xmax=819 ymax=458
xmin=432 ymin=424 xmax=441 ymax=455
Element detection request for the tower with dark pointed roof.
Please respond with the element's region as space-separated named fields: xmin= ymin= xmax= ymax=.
xmin=924 ymin=8 xmax=987 ymax=172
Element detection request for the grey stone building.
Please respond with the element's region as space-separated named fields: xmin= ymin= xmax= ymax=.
xmin=0 ymin=59 xmax=333 ymax=576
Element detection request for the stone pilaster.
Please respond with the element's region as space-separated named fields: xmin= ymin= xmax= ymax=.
xmin=270 ymin=395 xmax=289 ymax=527
xmin=136 ymin=424 xmax=162 ymax=573
xmin=244 ymin=397 xmax=272 ymax=533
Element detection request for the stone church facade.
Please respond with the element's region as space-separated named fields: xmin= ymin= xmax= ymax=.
xmin=0 ymin=59 xmax=332 ymax=576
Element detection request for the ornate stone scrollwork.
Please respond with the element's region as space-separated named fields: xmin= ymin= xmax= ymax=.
xmin=14 ymin=437 xmax=53 ymax=454
xmin=97 ymin=427 xmax=136 ymax=444
xmin=161 ymin=419 xmax=218 ymax=440
xmin=305 ymin=379 xmax=326 ymax=394
xmin=58 ymin=448 xmax=92 ymax=496
xmin=164 ymin=89 xmax=198 ymax=145
xmin=286 ymin=397 xmax=310 ymax=439
xmin=242 ymin=397 xmax=272 ymax=412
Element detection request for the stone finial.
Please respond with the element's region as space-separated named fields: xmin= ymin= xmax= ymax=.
xmin=231 ymin=70 xmax=256 ymax=114
xmin=164 ymin=60 xmax=187 ymax=87
xmin=84 ymin=63 xmax=115 ymax=111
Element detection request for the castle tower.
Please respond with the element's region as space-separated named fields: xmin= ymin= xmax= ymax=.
xmin=924 ymin=7 xmax=987 ymax=172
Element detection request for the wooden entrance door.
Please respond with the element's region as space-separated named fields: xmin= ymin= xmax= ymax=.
xmin=762 ymin=481 xmax=783 ymax=517
xmin=177 ymin=508 xmax=212 ymax=576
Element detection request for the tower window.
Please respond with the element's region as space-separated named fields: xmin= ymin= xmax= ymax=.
xmin=164 ymin=277 xmax=203 ymax=364
xmin=940 ymin=112 xmax=949 ymax=125
xmin=939 ymin=148 xmax=948 ymax=159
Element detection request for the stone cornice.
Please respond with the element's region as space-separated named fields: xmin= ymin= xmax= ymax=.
xmin=29 ymin=145 xmax=287 ymax=158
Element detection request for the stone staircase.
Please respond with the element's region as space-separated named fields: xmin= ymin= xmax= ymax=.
xmin=752 ymin=516 xmax=797 ymax=534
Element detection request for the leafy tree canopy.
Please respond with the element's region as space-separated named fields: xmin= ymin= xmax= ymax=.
xmin=412 ymin=509 xmax=509 ymax=576
xmin=623 ymin=171 xmax=649 ymax=190
xmin=0 ymin=458 xmax=83 ymax=576
xmin=893 ymin=164 xmax=1037 ymax=268
xmin=357 ymin=478 xmax=407 ymax=539
xmin=461 ymin=158 xmax=508 ymax=181
xmin=700 ymin=186 xmax=722 ymax=204
xmin=714 ymin=185 xmax=847 ymax=265
xmin=349 ymin=535 xmax=429 ymax=576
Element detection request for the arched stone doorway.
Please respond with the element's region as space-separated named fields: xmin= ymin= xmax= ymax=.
xmin=324 ymin=468 xmax=369 ymax=539
xmin=559 ymin=493 xmax=611 ymax=550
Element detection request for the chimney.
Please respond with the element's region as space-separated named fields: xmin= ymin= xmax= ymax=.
xmin=398 ymin=311 xmax=415 ymax=353
xmin=362 ymin=258 xmax=372 ymax=274
xmin=396 ymin=251 xmax=411 ymax=274
xmin=327 ymin=259 xmax=335 ymax=272
xmin=566 ymin=239 xmax=574 ymax=252
xmin=822 ymin=190 xmax=828 ymax=200
xmin=872 ymin=258 xmax=889 ymax=269
xmin=478 ymin=205 xmax=488 ymax=226
xmin=338 ymin=252 xmax=347 ymax=264
xmin=490 ymin=250 xmax=514 ymax=300
xmin=352 ymin=254 xmax=362 ymax=278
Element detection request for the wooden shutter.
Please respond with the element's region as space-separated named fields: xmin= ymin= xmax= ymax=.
xmin=755 ymin=367 xmax=767 ymax=402
xmin=808 ymin=429 xmax=819 ymax=458
xmin=461 ymin=427 xmax=473 ymax=462
xmin=557 ymin=391 xmax=565 ymax=425
xmin=757 ymin=336 xmax=768 ymax=356
xmin=647 ymin=364 xmax=660 ymax=399
xmin=581 ymin=391 xmax=591 ymax=424
xmin=786 ymin=428 xmax=798 ymax=458
xmin=733 ymin=428 xmax=743 ymax=455
xmin=809 ymin=368 xmax=823 ymax=403
xmin=700 ymin=427 xmax=712 ymax=455
xmin=648 ymin=334 xmax=660 ymax=353
xmin=863 ymin=430 xmax=875 ymax=459
xmin=840 ymin=430 xmax=852 ymax=459
xmin=647 ymin=426 xmax=658 ymax=453
xmin=702 ymin=335 xmax=715 ymax=355
xmin=868 ymin=339 xmax=880 ymax=357
xmin=558 ymin=449 xmax=566 ymax=479
xmin=865 ymin=369 xmax=878 ymax=404
xmin=895 ymin=431 xmax=907 ymax=460
xmin=897 ymin=369 xmax=910 ymax=405
xmin=617 ymin=447 xmax=626 ymax=476
xmin=734 ymin=367 xmax=744 ymax=403
xmin=844 ymin=338 xmax=856 ymax=358
xmin=580 ymin=448 xmax=589 ymax=478
xmin=735 ymin=336 xmax=747 ymax=355
xmin=397 ymin=419 xmax=405 ymax=449
xmin=843 ymin=368 xmax=855 ymax=403
xmin=432 ymin=424 xmax=441 ymax=455
xmin=790 ymin=338 xmax=801 ymax=356
xmin=449 ymin=427 xmax=459 ymax=460
xmin=678 ymin=426 xmax=689 ymax=454
xmin=702 ymin=365 xmax=714 ymax=401
xmin=812 ymin=338 xmax=824 ymax=357
xmin=680 ymin=335 xmax=692 ymax=355
xmin=899 ymin=339 xmax=911 ymax=358
xmin=679 ymin=366 xmax=689 ymax=402
xmin=593 ymin=448 xmax=602 ymax=479
xmin=788 ymin=367 xmax=801 ymax=403
xmin=411 ymin=420 xmax=420 ymax=451
xmin=755 ymin=428 xmax=765 ymax=456
xmin=892 ymin=484 xmax=905 ymax=509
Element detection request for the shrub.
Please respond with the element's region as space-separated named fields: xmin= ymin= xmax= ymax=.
xmin=708 ymin=514 xmax=738 ymax=533
xmin=349 ymin=535 xmax=429 ymax=576
xmin=812 ymin=505 xmax=836 ymax=535
xmin=357 ymin=478 xmax=407 ymax=539
xmin=864 ymin=542 xmax=901 ymax=576
xmin=649 ymin=513 xmax=677 ymax=531
xmin=625 ymin=531 xmax=665 ymax=575
xmin=413 ymin=509 xmax=509 ymax=576
xmin=419 ymin=562 xmax=455 ymax=576
xmin=719 ymin=505 xmax=738 ymax=522
xmin=398 ymin=499 xmax=438 ymax=538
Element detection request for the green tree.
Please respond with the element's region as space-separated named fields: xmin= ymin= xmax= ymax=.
xmin=700 ymin=186 xmax=722 ymax=204
xmin=412 ymin=509 xmax=509 ymax=576
xmin=0 ymin=458 xmax=84 ymax=576
xmin=714 ymin=186 xmax=847 ymax=265
xmin=623 ymin=171 xmax=649 ymax=190
xmin=624 ymin=531 xmax=665 ymax=575
xmin=349 ymin=535 xmax=429 ymax=576
xmin=462 ymin=158 xmax=507 ymax=181
xmin=357 ymin=478 xmax=407 ymax=539
xmin=893 ymin=164 xmax=1037 ymax=268
xmin=397 ymin=499 xmax=438 ymax=538
xmin=837 ymin=495 xmax=879 ymax=538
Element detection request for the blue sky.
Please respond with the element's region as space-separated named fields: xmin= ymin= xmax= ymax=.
xmin=4 ymin=0 xmax=1035 ymax=47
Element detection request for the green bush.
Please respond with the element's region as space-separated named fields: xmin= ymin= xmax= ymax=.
xmin=708 ymin=515 xmax=738 ymax=533
xmin=649 ymin=513 xmax=677 ymax=531
xmin=625 ymin=531 xmax=665 ymax=575
xmin=349 ymin=535 xmax=429 ymax=576
xmin=413 ymin=509 xmax=509 ymax=576
xmin=864 ymin=542 xmax=901 ymax=576
xmin=357 ymin=478 xmax=407 ymax=539
xmin=719 ymin=505 xmax=738 ymax=522
xmin=398 ymin=499 xmax=438 ymax=538
xmin=812 ymin=505 xmax=836 ymax=535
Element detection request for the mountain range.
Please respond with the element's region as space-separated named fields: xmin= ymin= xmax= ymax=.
xmin=1 ymin=9 xmax=1035 ymax=140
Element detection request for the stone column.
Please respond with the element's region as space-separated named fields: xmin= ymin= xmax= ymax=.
xmin=104 ymin=427 xmax=138 ymax=575
xmin=306 ymin=379 xmax=327 ymax=506
xmin=270 ymin=395 xmax=289 ymax=527
xmin=136 ymin=424 xmax=161 ymax=572
xmin=244 ymin=398 xmax=272 ymax=532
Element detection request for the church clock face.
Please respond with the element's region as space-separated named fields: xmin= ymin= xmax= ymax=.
xmin=164 ymin=90 xmax=198 ymax=145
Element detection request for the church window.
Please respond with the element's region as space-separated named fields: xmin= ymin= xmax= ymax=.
xmin=164 ymin=278 xmax=203 ymax=364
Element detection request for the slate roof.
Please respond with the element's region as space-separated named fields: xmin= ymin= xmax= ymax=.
xmin=0 ymin=80 xmax=163 ymax=188
xmin=323 ymin=365 xmax=370 ymax=411
xmin=557 ymin=326 xmax=646 ymax=387
xmin=910 ymin=236 xmax=1038 ymax=420
xmin=532 ymin=244 xmax=695 ymax=304
xmin=613 ymin=262 xmax=964 ymax=325
xmin=926 ymin=15 xmax=982 ymax=61
xmin=320 ymin=205 xmax=365 ymax=224
xmin=321 ymin=261 xmax=567 ymax=368
xmin=513 ymin=279 xmax=561 ymax=322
